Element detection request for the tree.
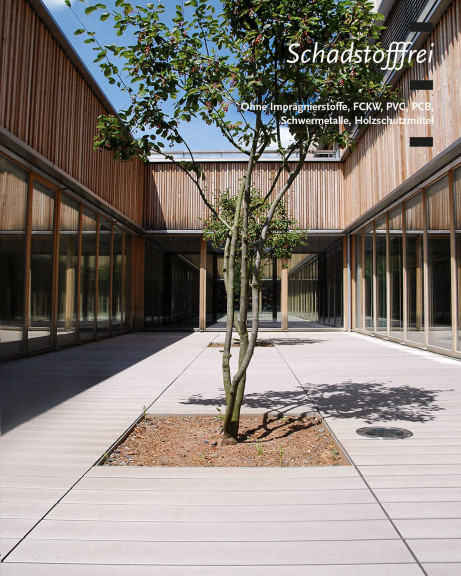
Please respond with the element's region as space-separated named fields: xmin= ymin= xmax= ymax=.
xmin=202 ymin=187 xmax=304 ymax=440
xmin=69 ymin=0 xmax=397 ymax=443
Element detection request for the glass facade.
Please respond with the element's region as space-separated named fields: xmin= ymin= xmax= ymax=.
xmin=455 ymin=167 xmax=461 ymax=352
xmin=98 ymin=218 xmax=112 ymax=338
xmin=355 ymin=232 xmax=363 ymax=330
xmin=405 ymin=192 xmax=425 ymax=344
xmin=427 ymin=177 xmax=452 ymax=350
xmin=364 ymin=225 xmax=373 ymax=331
xmin=144 ymin=237 xmax=200 ymax=329
xmin=80 ymin=207 xmax=97 ymax=342
xmin=0 ymin=156 xmax=28 ymax=357
xmin=389 ymin=207 xmax=404 ymax=340
xmin=2 ymin=151 xmax=459 ymax=360
xmin=112 ymin=225 xmax=123 ymax=333
xmin=375 ymin=216 xmax=387 ymax=332
xmin=353 ymin=163 xmax=461 ymax=358
xmin=0 ymin=153 xmax=135 ymax=361
xmin=29 ymin=181 xmax=55 ymax=352
xmin=288 ymin=255 xmax=318 ymax=325
xmin=57 ymin=195 xmax=79 ymax=346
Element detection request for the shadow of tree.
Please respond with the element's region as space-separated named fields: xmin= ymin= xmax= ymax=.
xmin=303 ymin=380 xmax=447 ymax=424
xmin=271 ymin=338 xmax=326 ymax=346
xmin=180 ymin=388 xmax=313 ymax=415
xmin=239 ymin=413 xmax=318 ymax=443
xmin=181 ymin=380 xmax=448 ymax=425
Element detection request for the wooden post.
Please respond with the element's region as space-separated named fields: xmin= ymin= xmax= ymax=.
xmin=361 ymin=230 xmax=366 ymax=331
xmin=402 ymin=204 xmax=408 ymax=341
xmin=343 ymin=236 xmax=349 ymax=331
xmin=199 ymin=236 xmax=207 ymax=331
xmin=281 ymin=263 xmax=288 ymax=331
xmin=372 ymin=222 xmax=377 ymax=334
xmin=386 ymin=213 xmax=391 ymax=338
xmin=212 ymin=253 xmax=218 ymax=324
xmin=449 ymin=171 xmax=457 ymax=352
xmin=51 ymin=189 xmax=61 ymax=349
xmin=422 ymin=189 xmax=429 ymax=347
xmin=351 ymin=235 xmax=356 ymax=330
xmin=272 ymin=258 xmax=278 ymax=320
xmin=75 ymin=206 xmax=82 ymax=336
xmin=109 ymin=221 xmax=114 ymax=335
xmin=94 ymin=214 xmax=100 ymax=338
xmin=23 ymin=177 xmax=34 ymax=354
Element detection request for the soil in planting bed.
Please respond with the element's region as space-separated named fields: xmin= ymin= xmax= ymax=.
xmin=105 ymin=414 xmax=348 ymax=467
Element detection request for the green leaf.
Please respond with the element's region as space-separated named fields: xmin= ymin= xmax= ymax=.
xmin=85 ymin=6 xmax=98 ymax=15
xmin=64 ymin=0 xmax=71 ymax=7
xmin=74 ymin=29 xmax=85 ymax=35
xmin=94 ymin=50 xmax=107 ymax=63
xmin=100 ymin=13 xmax=110 ymax=21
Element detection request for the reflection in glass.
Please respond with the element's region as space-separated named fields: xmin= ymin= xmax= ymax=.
xmin=258 ymin=259 xmax=280 ymax=325
xmin=355 ymin=233 xmax=363 ymax=330
xmin=288 ymin=241 xmax=342 ymax=328
xmin=112 ymin=226 xmax=123 ymax=333
xmin=364 ymin=225 xmax=373 ymax=331
xmin=318 ymin=242 xmax=343 ymax=327
xmin=375 ymin=217 xmax=387 ymax=332
xmin=288 ymin=255 xmax=318 ymax=324
xmin=405 ymin=193 xmax=425 ymax=344
xmin=98 ymin=218 xmax=112 ymax=338
xmin=80 ymin=208 xmax=97 ymax=342
xmin=29 ymin=181 xmax=55 ymax=351
xmin=0 ymin=157 xmax=28 ymax=358
xmin=144 ymin=240 xmax=165 ymax=326
xmin=57 ymin=195 xmax=79 ymax=346
xmin=389 ymin=207 xmax=403 ymax=340
xmin=427 ymin=177 xmax=452 ymax=350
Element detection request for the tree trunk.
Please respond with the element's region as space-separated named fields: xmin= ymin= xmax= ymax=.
xmin=222 ymin=178 xmax=251 ymax=443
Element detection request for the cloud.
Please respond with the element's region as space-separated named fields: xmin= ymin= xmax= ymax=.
xmin=267 ymin=126 xmax=295 ymax=150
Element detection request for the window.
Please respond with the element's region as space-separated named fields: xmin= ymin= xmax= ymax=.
xmin=405 ymin=192 xmax=425 ymax=344
xmin=57 ymin=195 xmax=79 ymax=346
xmin=98 ymin=217 xmax=112 ymax=338
xmin=80 ymin=207 xmax=97 ymax=342
xmin=29 ymin=180 xmax=55 ymax=352
xmin=427 ymin=176 xmax=452 ymax=350
xmin=0 ymin=156 xmax=28 ymax=358
xmin=389 ymin=206 xmax=404 ymax=340
xmin=375 ymin=216 xmax=387 ymax=333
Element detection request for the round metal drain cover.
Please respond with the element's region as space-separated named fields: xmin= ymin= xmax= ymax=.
xmin=356 ymin=426 xmax=413 ymax=439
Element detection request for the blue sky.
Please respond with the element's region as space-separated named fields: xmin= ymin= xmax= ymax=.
xmin=41 ymin=0 xmax=233 ymax=150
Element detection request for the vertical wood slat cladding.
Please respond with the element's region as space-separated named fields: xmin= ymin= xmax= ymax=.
xmin=0 ymin=0 xmax=145 ymax=226
xmin=146 ymin=162 xmax=343 ymax=230
xmin=343 ymin=0 xmax=461 ymax=227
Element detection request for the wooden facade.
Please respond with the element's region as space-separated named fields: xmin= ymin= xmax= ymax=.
xmin=343 ymin=0 xmax=461 ymax=227
xmin=0 ymin=0 xmax=145 ymax=227
xmin=147 ymin=0 xmax=461 ymax=233
xmin=146 ymin=162 xmax=344 ymax=231
xmin=1 ymin=0 xmax=460 ymax=356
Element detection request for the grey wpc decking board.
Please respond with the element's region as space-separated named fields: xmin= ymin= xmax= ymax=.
xmin=2 ymin=331 xmax=461 ymax=573
xmin=0 ymin=563 xmax=425 ymax=576
xmin=0 ymin=333 xmax=214 ymax=558
xmin=272 ymin=331 xmax=461 ymax=573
